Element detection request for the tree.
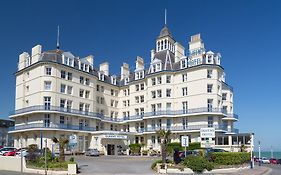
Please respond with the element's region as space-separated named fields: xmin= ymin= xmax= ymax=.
xmin=52 ymin=137 xmax=69 ymax=162
xmin=156 ymin=129 xmax=171 ymax=167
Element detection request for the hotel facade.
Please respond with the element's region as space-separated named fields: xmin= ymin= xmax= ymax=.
xmin=9 ymin=26 xmax=251 ymax=155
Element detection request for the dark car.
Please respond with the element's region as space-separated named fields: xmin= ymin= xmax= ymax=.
xmin=277 ymin=159 xmax=281 ymax=164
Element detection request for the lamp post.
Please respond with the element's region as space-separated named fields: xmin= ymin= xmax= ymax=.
xmin=249 ymin=133 xmax=254 ymax=169
xmin=44 ymin=139 xmax=47 ymax=175
xmin=20 ymin=136 xmax=23 ymax=173
xmin=258 ymin=141 xmax=261 ymax=166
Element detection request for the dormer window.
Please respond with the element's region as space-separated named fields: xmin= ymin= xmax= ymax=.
xmin=124 ymin=77 xmax=129 ymax=85
xmin=98 ymin=72 xmax=105 ymax=81
xmin=111 ymin=76 xmax=117 ymax=85
xmin=63 ymin=55 xmax=74 ymax=67
xmin=135 ymin=70 xmax=144 ymax=80
xmin=180 ymin=58 xmax=188 ymax=69
xmin=150 ymin=62 xmax=162 ymax=73
xmin=24 ymin=56 xmax=31 ymax=68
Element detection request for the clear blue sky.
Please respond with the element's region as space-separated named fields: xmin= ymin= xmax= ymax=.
xmin=0 ymin=0 xmax=280 ymax=151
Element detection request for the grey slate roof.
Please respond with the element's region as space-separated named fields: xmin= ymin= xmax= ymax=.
xmin=158 ymin=25 xmax=172 ymax=39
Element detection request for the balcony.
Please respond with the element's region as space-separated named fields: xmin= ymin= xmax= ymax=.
xmin=10 ymin=105 xmax=238 ymax=122
xmin=9 ymin=123 xmax=96 ymax=132
xmin=136 ymin=124 xmax=228 ymax=133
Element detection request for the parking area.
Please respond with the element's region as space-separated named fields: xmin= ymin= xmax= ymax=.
xmin=72 ymin=155 xmax=158 ymax=175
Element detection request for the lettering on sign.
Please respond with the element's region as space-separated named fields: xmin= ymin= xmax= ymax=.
xmin=200 ymin=128 xmax=215 ymax=138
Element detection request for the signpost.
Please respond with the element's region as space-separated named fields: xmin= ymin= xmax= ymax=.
xmin=181 ymin=136 xmax=189 ymax=157
xmin=69 ymin=134 xmax=78 ymax=155
xmin=200 ymin=128 xmax=215 ymax=148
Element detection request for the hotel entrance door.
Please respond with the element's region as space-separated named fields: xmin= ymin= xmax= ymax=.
xmin=107 ymin=144 xmax=115 ymax=155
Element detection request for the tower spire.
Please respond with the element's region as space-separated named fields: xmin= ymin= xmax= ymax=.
xmin=164 ymin=9 xmax=167 ymax=26
xmin=56 ymin=25 xmax=60 ymax=50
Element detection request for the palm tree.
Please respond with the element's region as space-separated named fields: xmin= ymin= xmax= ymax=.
xmin=52 ymin=137 xmax=69 ymax=162
xmin=157 ymin=129 xmax=171 ymax=166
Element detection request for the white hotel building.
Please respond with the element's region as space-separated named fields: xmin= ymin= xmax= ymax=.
xmin=9 ymin=26 xmax=251 ymax=155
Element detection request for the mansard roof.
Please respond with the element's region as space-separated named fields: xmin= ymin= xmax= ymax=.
xmin=158 ymin=25 xmax=173 ymax=39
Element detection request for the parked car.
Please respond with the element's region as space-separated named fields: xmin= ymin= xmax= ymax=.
xmin=277 ymin=159 xmax=281 ymax=164
xmin=261 ymin=157 xmax=270 ymax=164
xmin=269 ymin=158 xmax=278 ymax=164
xmin=85 ymin=149 xmax=99 ymax=156
xmin=0 ymin=147 xmax=17 ymax=156
xmin=3 ymin=150 xmax=17 ymax=156
xmin=15 ymin=149 xmax=29 ymax=157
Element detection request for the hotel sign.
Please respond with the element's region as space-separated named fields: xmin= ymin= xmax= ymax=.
xmin=200 ymin=128 xmax=215 ymax=138
xmin=104 ymin=134 xmax=128 ymax=140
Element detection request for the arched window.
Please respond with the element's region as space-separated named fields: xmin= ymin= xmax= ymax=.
xmin=157 ymin=42 xmax=160 ymax=51
xmin=164 ymin=39 xmax=167 ymax=49
xmin=161 ymin=40 xmax=163 ymax=50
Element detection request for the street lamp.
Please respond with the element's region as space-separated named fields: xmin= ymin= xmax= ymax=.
xmin=258 ymin=141 xmax=261 ymax=166
xmin=248 ymin=133 xmax=254 ymax=169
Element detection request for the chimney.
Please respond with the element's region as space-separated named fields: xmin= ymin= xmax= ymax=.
xmin=99 ymin=62 xmax=109 ymax=76
xmin=31 ymin=45 xmax=42 ymax=64
xmin=189 ymin=33 xmax=205 ymax=55
xmin=121 ymin=62 xmax=129 ymax=80
xmin=18 ymin=52 xmax=30 ymax=71
xmin=135 ymin=56 xmax=144 ymax=70
xmin=174 ymin=42 xmax=185 ymax=62
xmin=150 ymin=49 xmax=155 ymax=62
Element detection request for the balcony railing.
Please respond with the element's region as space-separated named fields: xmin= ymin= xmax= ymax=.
xmin=10 ymin=105 xmax=238 ymax=122
xmin=136 ymin=124 xmax=228 ymax=133
xmin=9 ymin=123 xmax=96 ymax=132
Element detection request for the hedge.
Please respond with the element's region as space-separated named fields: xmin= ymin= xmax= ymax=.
xmin=167 ymin=142 xmax=183 ymax=155
xmin=183 ymin=156 xmax=214 ymax=173
xmin=210 ymin=152 xmax=250 ymax=165
xmin=129 ymin=143 xmax=142 ymax=154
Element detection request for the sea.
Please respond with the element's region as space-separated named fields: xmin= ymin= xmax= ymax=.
xmin=253 ymin=151 xmax=281 ymax=159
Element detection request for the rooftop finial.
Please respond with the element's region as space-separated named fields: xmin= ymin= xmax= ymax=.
xmin=56 ymin=25 xmax=60 ymax=50
xmin=164 ymin=9 xmax=167 ymax=26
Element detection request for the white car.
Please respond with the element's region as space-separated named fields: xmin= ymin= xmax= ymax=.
xmin=261 ymin=157 xmax=270 ymax=164
xmin=0 ymin=147 xmax=17 ymax=156
xmin=15 ymin=149 xmax=29 ymax=157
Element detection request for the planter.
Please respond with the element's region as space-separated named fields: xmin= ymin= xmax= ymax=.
xmin=68 ymin=163 xmax=77 ymax=175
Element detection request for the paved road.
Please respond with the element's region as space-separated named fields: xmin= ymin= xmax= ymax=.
xmin=74 ymin=155 xmax=158 ymax=175
xmin=0 ymin=171 xmax=36 ymax=175
xmin=261 ymin=164 xmax=281 ymax=175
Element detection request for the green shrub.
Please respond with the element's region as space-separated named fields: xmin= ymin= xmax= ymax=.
xmin=187 ymin=142 xmax=201 ymax=150
xmin=183 ymin=156 xmax=214 ymax=173
xmin=151 ymin=159 xmax=173 ymax=170
xmin=129 ymin=143 xmax=142 ymax=155
xmin=167 ymin=142 xmax=183 ymax=155
xmin=210 ymin=152 xmax=250 ymax=165
xmin=69 ymin=157 xmax=75 ymax=162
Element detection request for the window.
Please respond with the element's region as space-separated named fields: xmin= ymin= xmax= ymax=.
xmin=140 ymin=95 xmax=144 ymax=103
xmin=45 ymin=67 xmax=52 ymax=75
xmin=166 ymin=103 xmax=172 ymax=111
xmin=44 ymin=81 xmax=51 ymax=90
xmin=180 ymin=59 xmax=187 ymax=69
xmin=100 ymin=86 xmax=104 ymax=92
xmin=60 ymin=84 xmax=66 ymax=93
xmin=80 ymin=76 xmax=84 ymax=84
xmin=67 ymin=86 xmax=72 ymax=95
xmin=61 ymin=70 xmax=66 ymax=79
xmin=207 ymin=84 xmax=213 ymax=93
xmin=151 ymin=91 xmax=156 ymax=99
xmin=207 ymin=70 xmax=212 ymax=78
xmin=60 ymin=99 xmax=65 ymax=108
xmin=166 ymin=75 xmax=171 ymax=83
xmin=135 ymin=108 xmax=139 ymax=115
xmin=157 ymin=103 xmax=162 ymax=111
xmin=79 ymin=89 xmax=84 ymax=98
xmin=166 ymin=89 xmax=171 ymax=97
xmin=135 ymin=96 xmax=139 ymax=103
xmin=157 ymin=77 xmax=162 ymax=84
xmin=79 ymin=103 xmax=84 ymax=111
xmin=100 ymin=97 xmax=104 ymax=104
xmin=67 ymin=101 xmax=72 ymax=111
xmin=222 ymin=93 xmax=227 ymax=100
xmin=167 ymin=119 xmax=172 ymax=129
xmin=96 ymin=85 xmax=100 ymax=92
xmin=44 ymin=96 xmax=51 ymax=110
xmin=111 ymin=100 xmax=114 ymax=107
xmin=97 ymin=97 xmax=100 ymax=104
xmin=182 ymin=117 xmax=188 ymax=129
xmin=124 ymin=77 xmax=129 ymax=85
xmin=182 ymin=87 xmax=188 ymax=96
xmin=135 ymin=85 xmax=139 ymax=91
xmin=157 ymin=90 xmax=162 ymax=98
xmin=140 ymin=108 xmax=144 ymax=116
xmin=85 ymin=91 xmax=90 ymax=99
xmin=60 ymin=116 xmax=65 ymax=124
xmin=140 ymin=83 xmax=144 ymax=90
xmin=151 ymin=104 xmax=156 ymax=115
xmin=85 ymin=78 xmax=90 ymax=86
xmin=207 ymin=99 xmax=213 ymax=111
xmin=67 ymin=72 xmax=72 ymax=81
xmin=152 ymin=78 xmax=156 ymax=86
xmin=208 ymin=116 xmax=214 ymax=127
xmin=152 ymin=136 xmax=156 ymax=144
xmin=123 ymin=100 xmax=127 ymax=107
xmin=182 ymin=101 xmax=188 ymax=113
xmin=99 ymin=72 xmax=105 ymax=81
xmin=182 ymin=74 xmax=187 ymax=82
xmin=222 ymin=106 xmax=227 ymax=113
xmin=44 ymin=114 xmax=50 ymax=127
